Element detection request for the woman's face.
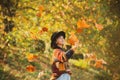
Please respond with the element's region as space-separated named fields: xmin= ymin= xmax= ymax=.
xmin=56 ymin=36 xmax=65 ymax=45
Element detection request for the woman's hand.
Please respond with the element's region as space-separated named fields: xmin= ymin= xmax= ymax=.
xmin=71 ymin=41 xmax=79 ymax=51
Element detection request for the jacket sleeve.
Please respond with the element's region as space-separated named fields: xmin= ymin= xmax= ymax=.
xmin=53 ymin=49 xmax=67 ymax=62
xmin=65 ymin=49 xmax=74 ymax=59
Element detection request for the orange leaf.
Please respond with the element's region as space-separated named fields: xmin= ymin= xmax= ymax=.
xmin=27 ymin=54 xmax=38 ymax=62
xmin=26 ymin=65 xmax=35 ymax=72
xmin=77 ymin=20 xmax=90 ymax=29
xmin=95 ymin=23 xmax=103 ymax=31
xmin=68 ymin=32 xmax=79 ymax=45
xmin=94 ymin=60 xmax=103 ymax=68
xmin=38 ymin=5 xmax=44 ymax=12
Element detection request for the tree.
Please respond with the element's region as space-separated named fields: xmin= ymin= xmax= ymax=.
xmin=0 ymin=0 xmax=120 ymax=80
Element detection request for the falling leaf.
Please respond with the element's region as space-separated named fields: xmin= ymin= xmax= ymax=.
xmin=38 ymin=5 xmax=44 ymax=12
xmin=94 ymin=60 xmax=103 ymax=68
xmin=89 ymin=54 xmax=97 ymax=60
xmin=68 ymin=32 xmax=79 ymax=45
xmin=26 ymin=65 xmax=36 ymax=72
xmin=27 ymin=54 xmax=34 ymax=62
xmin=91 ymin=55 xmax=97 ymax=60
xmin=36 ymin=13 xmax=42 ymax=17
xmin=95 ymin=23 xmax=103 ymax=31
xmin=27 ymin=54 xmax=38 ymax=62
xmin=94 ymin=59 xmax=106 ymax=69
xmin=77 ymin=20 xmax=90 ymax=29
xmin=42 ymin=27 xmax=48 ymax=32
xmin=36 ymin=5 xmax=44 ymax=17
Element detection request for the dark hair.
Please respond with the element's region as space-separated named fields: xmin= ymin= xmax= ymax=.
xmin=51 ymin=39 xmax=58 ymax=49
xmin=51 ymin=31 xmax=65 ymax=49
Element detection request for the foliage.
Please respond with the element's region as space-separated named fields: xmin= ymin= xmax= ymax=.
xmin=0 ymin=0 xmax=120 ymax=80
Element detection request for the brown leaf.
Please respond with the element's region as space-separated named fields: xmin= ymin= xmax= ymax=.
xmin=42 ymin=27 xmax=48 ymax=32
xmin=26 ymin=65 xmax=36 ymax=72
xmin=36 ymin=12 xmax=42 ymax=17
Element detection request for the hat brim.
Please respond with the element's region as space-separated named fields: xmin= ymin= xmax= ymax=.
xmin=55 ymin=31 xmax=65 ymax=39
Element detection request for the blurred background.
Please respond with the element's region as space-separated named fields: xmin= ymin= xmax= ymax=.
xmin=0 ymin=0 xmax=120 ymax=80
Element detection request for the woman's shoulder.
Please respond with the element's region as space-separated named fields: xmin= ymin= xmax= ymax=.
xmin=53 ymin=49 xmax=63 ymax=53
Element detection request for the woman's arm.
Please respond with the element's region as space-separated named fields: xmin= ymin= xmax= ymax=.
xmin=53 ymin=41 xmax=79 ymax=62
xmin=65 ymin=41 xmax=79 ymax=59
xmin=65 ymin=49 xmax=74 ymax=59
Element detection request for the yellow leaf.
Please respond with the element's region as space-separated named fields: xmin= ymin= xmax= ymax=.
xmin=27 ymin=54 xmax=38 ymax=62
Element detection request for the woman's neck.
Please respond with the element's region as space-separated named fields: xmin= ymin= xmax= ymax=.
xmin=57 ymin=44 xmax=63 ymax=48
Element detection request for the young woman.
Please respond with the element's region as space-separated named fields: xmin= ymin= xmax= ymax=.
xmin=50 ymin=31 xmax=79 ymax=80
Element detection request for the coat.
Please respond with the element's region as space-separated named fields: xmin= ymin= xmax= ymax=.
xmin=50 ymin=47 xmax=74 ymax=80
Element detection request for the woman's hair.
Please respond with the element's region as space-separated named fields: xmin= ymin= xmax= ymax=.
xmin=51 ymin=35 xmax=61 ymax=49
xmin=51 ymin=31 xmax=65 ymax=49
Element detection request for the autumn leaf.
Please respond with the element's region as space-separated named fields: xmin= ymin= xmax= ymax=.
xmin=77 ymin=19 xmax=90 ymax=29
xmin=26 ymin=65 xmax=36 ymax=72
xmin=36 ymin=5 xmax=44 ymax=17
xmin=95 ymin=23 xmax=103 ymax=31
xmin=42 ymin=27 xmax=48 ymax=32
xmin=38 ymin=5 xmax=44 ymax=12
xmin=36 ymin=12 xmax=42 ymax=17
xmin=94 ymin=59 xmax=107 ymax=69
xmin=90 ymin=54 xmax=97 ymax=60
xmin=27 ymin=54 xmax=38 ymax=62
xmin=68 ymin=32 xmax=79 ymax=45
xmin=94 ymin=59 xmax=103 ymax=68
